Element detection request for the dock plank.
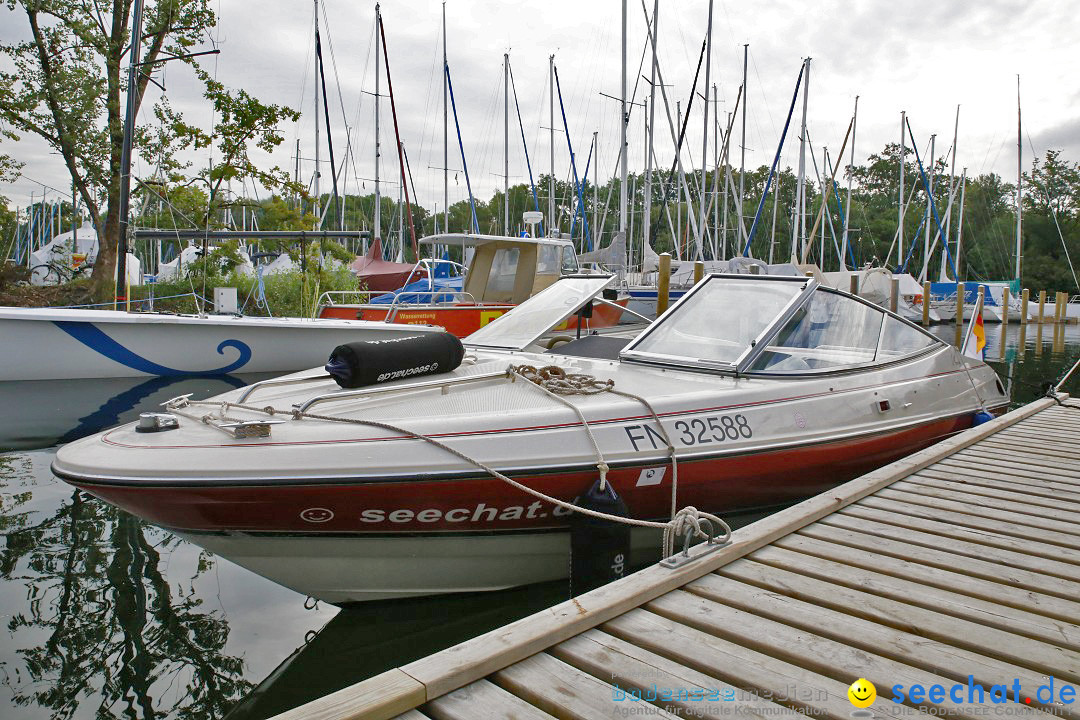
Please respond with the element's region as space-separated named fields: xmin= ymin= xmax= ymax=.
xmin=423 ymin=680 xmax=555 ymax=720
xmin=745 ymin=544 xmax=1080 ymax=650
xmin=493 ymin=652 xmax=683 ymax=720
xmin=819 ymin=511 xmax=1080 ymax=581
xmin=774 ymin=532 xmax=1080 ymax=622
xmin=839 ymin=500 xmax=1080 ymax=565
xmin=716 ymin=557 xmax=1080 ymax=680
xmin=551 ymin=630 xmax=801 ymax=719
xmin=603 ymin=609 xmax=903 ymax=720
xmin=914 ymin=466 xmax=1080 ymax=499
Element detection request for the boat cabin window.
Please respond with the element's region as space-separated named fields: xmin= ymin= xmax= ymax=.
xmin=561 ymin=246 xmax=579 ymax=274
xmin=485 ymin=247 xmax=520 ymax=300
xmin=878 ymin=315 xmax=937 ymax=358
xmin=537 ymin=245 xmax=561 ymax=275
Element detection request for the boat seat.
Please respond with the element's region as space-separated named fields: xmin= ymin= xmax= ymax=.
xmin=546 ymin=334 xmax=632 ymax=360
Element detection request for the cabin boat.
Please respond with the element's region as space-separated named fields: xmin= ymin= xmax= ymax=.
xmin=53 ymin=274 xmax=1008 ymax=603
xmin=318 ymin=233 xmax=626 ymax=336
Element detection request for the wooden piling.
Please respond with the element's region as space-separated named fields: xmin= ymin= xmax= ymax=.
xmin=1021 ymin=287 xmax=1030 ymax=325
xmin=693 ymin=260 xmax=704 ymax=285
xmin=999 ymin=286 xmax=1009 ymax=359
xmin=922 ymin=281 xmax=931 ymax=327
xmin=849 ymin=275 xmax=859 ymax=295
xmin=889 ymin=278 xmax=899 ymax=313
xmin=954 ymin=283 xmax=965 ymax=348
xmin=1038 ymin=289 xmax=1046 ymax=324
xmin=656 ymin=253 xmax=671 ymax=316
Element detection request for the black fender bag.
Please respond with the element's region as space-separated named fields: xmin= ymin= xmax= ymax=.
xmin=325 ymin=332 xmax=465 ymax=389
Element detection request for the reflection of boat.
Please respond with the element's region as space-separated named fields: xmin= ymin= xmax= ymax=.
xmin=0 ymin=307 xmax=445 ymax=380
xmin=0 ymin=373 xmax=274 ymax=451
xmin=55 ymin=274 xmax=1008 ymax=603
xmin=319 ymin=232 xmax=626 ymax=336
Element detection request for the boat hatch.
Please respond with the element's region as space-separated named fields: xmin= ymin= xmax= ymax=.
xmin=463 ymin=275 xmax=616 ymax=351
xmin=620 ymin=274 xmax=944 ymax=375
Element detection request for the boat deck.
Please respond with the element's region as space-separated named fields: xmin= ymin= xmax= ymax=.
xmin=270 ymin=394 xmax=1080 ymax=720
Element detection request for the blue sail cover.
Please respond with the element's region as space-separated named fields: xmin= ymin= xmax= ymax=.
xmin=929 ymin=282 xmax=1000 ymax=307
xmin=370 ymin=259 xmax=463 ymax=305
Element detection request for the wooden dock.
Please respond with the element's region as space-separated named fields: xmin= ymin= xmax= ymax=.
xmin=271 ymin=395 xmax=1080 ymax=720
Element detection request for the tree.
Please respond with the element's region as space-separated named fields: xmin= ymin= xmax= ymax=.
xmin=0 ymin=0 xmax=298 ymax=301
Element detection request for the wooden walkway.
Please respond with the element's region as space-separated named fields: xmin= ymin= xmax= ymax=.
xmin=272 ymin=395 xmax=1080 ymax=720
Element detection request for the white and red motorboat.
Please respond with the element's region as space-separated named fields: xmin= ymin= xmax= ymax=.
xmin=53 ymin=274 xmax=1008 ymax=603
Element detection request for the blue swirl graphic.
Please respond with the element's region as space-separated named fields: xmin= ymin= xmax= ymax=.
xmin=53 ymin=321 xmax=253 ymax=376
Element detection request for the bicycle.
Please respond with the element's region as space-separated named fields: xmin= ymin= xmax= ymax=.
xmin=30 ymin=246 xmax=94 ymax=286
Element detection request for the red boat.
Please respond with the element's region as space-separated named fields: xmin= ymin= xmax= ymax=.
xmin=320 ymin=233 xmax=628 ymax=336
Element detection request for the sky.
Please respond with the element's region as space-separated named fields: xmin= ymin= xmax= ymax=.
xmin=2 ymin=0 xmax=1079 ymax=224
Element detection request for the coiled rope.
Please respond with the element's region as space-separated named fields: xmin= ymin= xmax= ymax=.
xmin=164 ymin=363 xmax=731 ymax=557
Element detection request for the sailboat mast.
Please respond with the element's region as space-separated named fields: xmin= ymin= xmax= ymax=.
xmin=898 ymin=110 xmax=905 ymax=268
xmin=374 ymin=3 xmax=381 ymax=242
xmin=442 ymin=2 xmax=448 ymax=235
xmin=696 ymin=0 xmax=714 ymax=259
xmin=378 ymin=10 xmax=417 ymax=257
xmin=921 ymin=134 xmax=935 ymax=283
xmin=643 ymin=0 xmax=658 ymax=264
xmin=504 ymin=52 xmax=510 ymax=235
xmin=593 ymin=131 xmax=599 ymax=249
xmin=842 ymin=96 xmax=857 ymax=271
xmin=619 ymin=0 xmax=629 ymax=240
xmin=549 ymin=55 xmax=555 ymax=235
xmin=793 ymin=58 xmax=810 ymax=261
xmin=738 ymin=44 xmax=748 ymax=245
xmin=314 ymin=0 xmax=321 ymax=229
xmin=940 ymin=104 xmax=959 ymax=282
xmin=957 ymin=168 xmax=967 ymax=277
xmin=1015 ymin=75 xmax=1023 ymax=281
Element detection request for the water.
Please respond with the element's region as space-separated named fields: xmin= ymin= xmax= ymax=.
xmin=1 ymin=325 xmax=1078 ymax=720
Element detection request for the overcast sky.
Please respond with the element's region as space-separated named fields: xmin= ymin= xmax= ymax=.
xmin=3 ymin=0 xmax=1079 ymax=221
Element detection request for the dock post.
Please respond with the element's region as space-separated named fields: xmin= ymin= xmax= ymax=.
xmin=955 ymin=283 xmax=965 ymax=348
xmin=849 ymin=275 xmax=859 ymax=295
xmin=1021 ymin=288 xmax=1029 ymax=325
xmin=890 ymin=278 xmax=899 ymax=313
xmin=1000 ymin=286 xmax=1009 ymax=359
xmin=693 ymin=260 xmax=704 ymax=285
xmin=1038 ymin=290 xmax=1046 ymax=324
xmin=1056 ymin=291 xmax=1066 ymax=324
xmin=922 ymin=281 xmax=931 ymax=326
xmin=657 ymin=252 xmax=671 ymax=316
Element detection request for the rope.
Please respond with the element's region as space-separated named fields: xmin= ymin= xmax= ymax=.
xmin=163 ymin=364 xmax=731 ymax=558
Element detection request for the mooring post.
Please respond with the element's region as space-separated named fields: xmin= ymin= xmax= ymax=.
xmin=922 ymin=281 xmax=931 ymax=326
xmin=1000 ymin=286 xmax=1009 ymax=359
xmin=1021 ymin=288 xmax=1030 ymax=325
xmin=657 ymin=252 xmax=671 ymax=316
xmin=955 ymin=283 xmax=965 ymax=348
xmin=1038 ymin=290 xmax=1046 ymax=324
xmin=693 ymin=260 xmax=704 ymax=285
xmin=890 ymin=278 xmax=899 ymax=313
xmin=849 ymin=275 xmax=859 ymax=295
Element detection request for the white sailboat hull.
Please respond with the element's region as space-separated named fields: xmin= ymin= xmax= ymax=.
xmin=0 ymin=307 xmax=443 ymax=380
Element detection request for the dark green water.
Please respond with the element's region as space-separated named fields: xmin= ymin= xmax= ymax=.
xmin=1 ymin=325 xmax=1078 ymax=720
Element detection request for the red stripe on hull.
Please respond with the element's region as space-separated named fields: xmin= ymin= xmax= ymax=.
xmin=70 ymin=415 xmax=970 ymax=535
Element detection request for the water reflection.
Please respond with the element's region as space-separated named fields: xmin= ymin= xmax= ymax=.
xmin=0 ymin=374 xmax=277 ymax=452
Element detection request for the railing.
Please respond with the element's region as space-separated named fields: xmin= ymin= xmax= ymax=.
xmin=384 ymin=291 xmax=479 ymax=323
xmin=295 ymin=370 xmax=508 ymax=413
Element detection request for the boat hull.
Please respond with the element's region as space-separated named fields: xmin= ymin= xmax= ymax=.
xmin=63 ymin=413 xmax=971 ymax=602
xmin=0 ymin=307 xmax=443 ymax=380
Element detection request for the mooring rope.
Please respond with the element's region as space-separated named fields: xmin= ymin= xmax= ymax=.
xmin=164 ymin=364 xmax=730 ymax=557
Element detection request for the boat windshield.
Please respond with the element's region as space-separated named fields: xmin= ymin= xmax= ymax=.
xmin=620 ymin=275 xmax=942 ymax=374
xmin=620 ymin=275 xmax=809 ymax=369
xmin=463 ymin=275 xmax=616 ymax=350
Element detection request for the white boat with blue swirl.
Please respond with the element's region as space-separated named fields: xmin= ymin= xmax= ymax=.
xmin=0 ymin=306 xmax=446 ymax=380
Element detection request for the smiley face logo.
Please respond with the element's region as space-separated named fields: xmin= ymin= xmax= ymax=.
xmin=847 ymin=678 xmax=876 ymax=708
xmin=299 ymin=507 xmax=334 ymax=523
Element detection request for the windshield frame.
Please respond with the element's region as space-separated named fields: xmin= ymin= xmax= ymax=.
xmin=619 ymin=274 xmax=816 ymax=372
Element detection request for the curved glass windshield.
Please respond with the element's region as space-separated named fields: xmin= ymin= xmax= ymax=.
xmin=623 ymin=278 xmax=805 ymax=366
xmin=748 ymin=290 xmax=939 ymax=373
